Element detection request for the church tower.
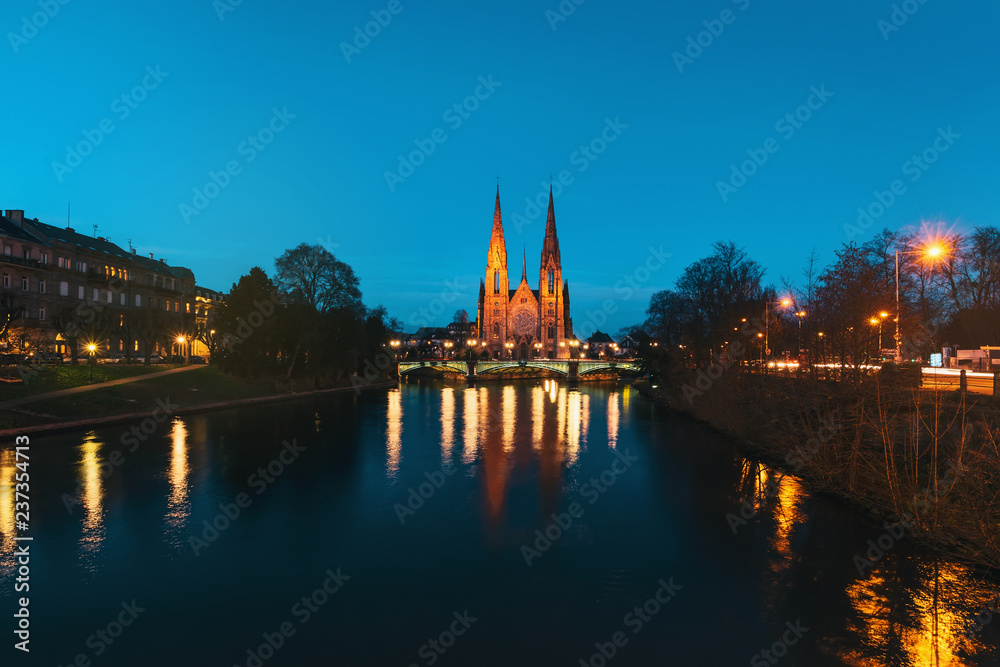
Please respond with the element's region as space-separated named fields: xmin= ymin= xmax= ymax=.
xmin=480 ymin=186 xmax=509 ymax=356
xmin=538 ymin=186 xmax=566 ymax=357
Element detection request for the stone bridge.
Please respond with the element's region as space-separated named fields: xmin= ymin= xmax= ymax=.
xmin=397 ymin=359 xmax=642 ymax=380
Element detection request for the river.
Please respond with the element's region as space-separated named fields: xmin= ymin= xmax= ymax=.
xmin=1 ymin=379 xmax=998 ymax=665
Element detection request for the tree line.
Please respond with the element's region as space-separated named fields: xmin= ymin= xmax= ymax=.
xmin=638 ymin=226 xmax=1000 ymax=369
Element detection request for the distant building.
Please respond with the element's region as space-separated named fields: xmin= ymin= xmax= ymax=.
xmin=619 ymin=330 xmax=651 ymax=356
xmin=587 ymin=331 xmax=616 ymax=358
xmin=0 ymin=208 xmax=224 ymax=360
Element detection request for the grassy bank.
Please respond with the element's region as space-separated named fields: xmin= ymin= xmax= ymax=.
xmin=642 ymin=366 xmax=1000 ymax=567
xmin=0 ymin=365 xmax=401 ymax=432
xmin=0 ymin=363 xmax=183 ymax=400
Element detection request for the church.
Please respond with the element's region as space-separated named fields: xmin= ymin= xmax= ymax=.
xmin=477 ymin=186 xmax=573 ymax=359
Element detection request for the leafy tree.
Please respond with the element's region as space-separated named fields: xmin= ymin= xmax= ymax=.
xmin=274 ymin=243 xmax=362 ymax=314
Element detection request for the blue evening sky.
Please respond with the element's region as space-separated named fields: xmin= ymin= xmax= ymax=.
xmin=3 ymin=0 xmax=998 ymax=333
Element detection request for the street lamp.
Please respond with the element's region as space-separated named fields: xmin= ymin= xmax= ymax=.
xmin=895 ymin=241 xmax=948 ymax=362
xmin=86 ymin=343 xmax=97 ymax=381
xmin=794 ymin=311 xmax=806 ymax=358
xmin=176 ymin=335 xmax=187 ymax=364
xmin=764 ymin=298 xmax=792 ymax=362
xmin=444 ymin=341 xmax=453 ymax=358
xmin=504 ymin=342 xmax=513 ymax=359
xmin=869 ymin=312 xmax=889 ymax=358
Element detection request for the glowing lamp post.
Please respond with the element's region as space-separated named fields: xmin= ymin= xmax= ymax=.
xmin=895 ymin=242 xmax=948 ymax=363
xmin=86 ymin=343 xmax=97 ymax=381
xmin=764 ymin=298 xmax=792 ymax=362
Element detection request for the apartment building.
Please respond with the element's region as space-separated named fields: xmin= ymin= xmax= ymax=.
xmin=0 ymin=209 xmax=223 ymax=360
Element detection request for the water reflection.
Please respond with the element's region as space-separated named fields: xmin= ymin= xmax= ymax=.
xmin=735 ymin=459 xmax=1000 ymax=665
xmin=0 ymin=449 xmax=14 ymax=576
xmin=166 ymin=418 xmax=191 ymax=529
xmin=607 ymin=391 xmax=620 ymax=449
xmin=441 ymin=387 xmax=455 ymax=465
xmin=79 ymin=433 xmax=106 ymax=555
xmin=386 ymin=390 xmax=402 ymax=479
xmin=462 ymin=387 xmax=478 ymax=465
xmin=844 ymin=559 xmax=999 ymax=666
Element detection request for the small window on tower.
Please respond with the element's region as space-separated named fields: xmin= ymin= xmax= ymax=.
xmin=494 ymin=272 xmax=500 ymax=294
xmin=493 ymin=322 xmax=499 ymax=338
xmin=548 ymin=270 xmax=554 ymax=293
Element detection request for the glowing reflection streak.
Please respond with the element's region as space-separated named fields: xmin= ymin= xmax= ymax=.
xmin=441 ymin=387 xmax=455 ymax=465
xmin=557 ymin=387 xmax=568 ymax=466
xmin=607 ymin=391 xmax=620 ymax=450
xmin=462 ymin=388 xmax=478 ymax=465
xmin=502 ymin=386 xmax=515 ymax=453
xmin=80 ymin=433 xmax=106 ymax=553
xmin=0 ymin=450 xmax=14 ymax=575
xmin=531 ymin=386 xmax=544 ymax=450
xmin=580 ymin=393 xmax=590 ymax=448
xmin=566 ymin=391 xmax=581 ymax=465
xmin=386 ymin=391 xmax=402 ymax=479
xmin=844 ymin=561 xmax=991 ymax=666
xmin=166 ymin=419 xmax=190 ymax=528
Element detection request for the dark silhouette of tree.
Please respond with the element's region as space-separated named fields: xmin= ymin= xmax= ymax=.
xmin=274 ymin=243 xmax=362 ymax=314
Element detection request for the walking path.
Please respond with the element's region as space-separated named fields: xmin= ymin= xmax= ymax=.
xmin=0 ymin=365 xmax=206 ymax=409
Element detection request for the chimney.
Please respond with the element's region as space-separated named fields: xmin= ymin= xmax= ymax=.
xmin=132 ymin=248 xmax=137 ymax=255
xmin=7 ymin=210 xmax=24 ymax=226
xmin=149 ymin=253 xmax=154 ymax=259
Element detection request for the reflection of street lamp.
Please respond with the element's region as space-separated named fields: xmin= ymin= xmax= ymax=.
xmin=895 ymin=242 xmax=948 ymax=362
xmin=87 ymin=343 xmax=97 ymax=381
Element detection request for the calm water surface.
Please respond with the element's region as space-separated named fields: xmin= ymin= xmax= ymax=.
xmin=1 ymin=380 xmax=999 ymax=666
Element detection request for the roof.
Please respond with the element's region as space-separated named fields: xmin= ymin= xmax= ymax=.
xmin=27 ymin=219 xmax=134 ymax=260
xmin=588 ymin=331 xmax=614 ymax=344
xmin=0 ymin=216 xmax=39 ymax=243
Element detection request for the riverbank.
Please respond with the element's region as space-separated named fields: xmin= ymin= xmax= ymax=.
xmin=0 ymin=365 xmax=397 ymax=436
xmin=635 ymin=372 xmax=1000 ymax=568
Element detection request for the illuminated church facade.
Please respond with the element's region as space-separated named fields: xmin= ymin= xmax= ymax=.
xmin=477 ymin=187 xmax=573 ymax=359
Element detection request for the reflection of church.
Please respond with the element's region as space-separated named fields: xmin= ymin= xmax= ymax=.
xmin=477 ymin=187 xmax=573 ymax=359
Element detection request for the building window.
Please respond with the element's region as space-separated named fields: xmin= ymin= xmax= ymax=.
xmin=59 ymin=281 xmax=68 ymax=296
xmin=92 ymin=288 xmax=99 ymax=302
xmin=174 ymin=301 xmax=179 ymax=312
xmin=38 ymin=279 xmax=45 ymax=294
xmin=40 ymin=253 xmax=47 ymax=265
xmin=492 ymin=322 xmax=499 ymax=338
xmin=548 ymin=325 xmax=555 ymax=338
xmin=78 ymin=286 xmax=84 ymax=299
xmin=21 ymin=276 xmax=27 ymax=291
xmin=3 ymin=245 xmax=11 ymax=256
xmin=494 ymin=272 xmax=500 ymax=294
xmin=58 ymin=256 xmax=66 ymax=268
xmin=135 ymin=294 xmax=141 ymax=307
xmin=1 ymin=274 xmax=7 ymax=288
xmin=22 ymin=248 xmax=30 ymax=260
xmin=548 ymin=270 xmax=554 ymax=294
xmin=106 ymin=291 xmax=112 ymax=303
xmin=120 ymin=293 xmax=125 ymax=306
xmin=82 ymin=262 xmax=87 ymax=273
xmin=38 ymin=306 xmax=45 ymax=321
xmin=186 ymin=302 xmax=190 ymax=313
